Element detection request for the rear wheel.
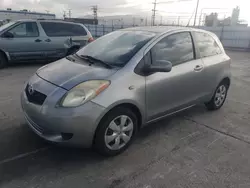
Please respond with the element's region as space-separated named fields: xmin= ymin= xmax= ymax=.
xmin=0 ymin=52 xmax=7 ymax=69
xmin=94 ymin=107 xmax=138 ymax=156
xmin=205 ymin=81 xmax=229 ymax=110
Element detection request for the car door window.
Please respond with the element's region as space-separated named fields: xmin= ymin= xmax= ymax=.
xmin=41 ymin=22 xmax=87 ymax=36
xmin=151 ymin=32 xmax=194 ymax=66
xmin=7 ymin=22 xmax=39 ymax=37
xmin=195 ymin=32 xmax=222 ymax=58
xmin=41 ymin=22 xmax=65 ymax=37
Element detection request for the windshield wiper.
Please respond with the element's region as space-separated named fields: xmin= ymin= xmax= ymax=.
xmin=66 ymin=55 xmax=76 ymax=62
xmin=79 ymin=55 xmax=113 ymax=69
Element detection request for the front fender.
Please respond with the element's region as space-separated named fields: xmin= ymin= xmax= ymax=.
xmin=103 ymin=99 xmax=146 ymax=124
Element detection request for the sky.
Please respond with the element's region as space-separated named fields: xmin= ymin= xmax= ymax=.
xmin=0 ymin=0 xmax=249 ymax=24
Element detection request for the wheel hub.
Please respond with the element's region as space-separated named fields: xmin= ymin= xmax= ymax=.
xmin=104 ymin=115 xmax=134 ymax=150
xmin=214 ymin=85 xmax=227 ymax=107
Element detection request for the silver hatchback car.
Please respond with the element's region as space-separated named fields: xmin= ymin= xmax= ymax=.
xmin=21 ymin=27 xmax=231 ymax=156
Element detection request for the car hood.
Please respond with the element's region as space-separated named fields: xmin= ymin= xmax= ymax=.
xmin=36 ymin=58 xmax=118 ymax=90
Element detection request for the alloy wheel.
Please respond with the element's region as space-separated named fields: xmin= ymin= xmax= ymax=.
xmin=214 ymin=85 xmax=227 ymax=107
xmin=104 ymin=115 xmax=134 ymax=150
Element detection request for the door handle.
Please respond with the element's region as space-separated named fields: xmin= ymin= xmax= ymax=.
xmin=45 ymin=39 xmax=51 ymax=42
xmin=194 ymin=65 xmax=203 ymax=71
xmin=35 ymin=39 xmax=42 ymax=42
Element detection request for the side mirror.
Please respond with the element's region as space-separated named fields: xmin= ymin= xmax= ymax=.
xmin=144 ymin=60 xmax=172 ymax=73
xmin=2 ymin=32 xmax=14 ymax=38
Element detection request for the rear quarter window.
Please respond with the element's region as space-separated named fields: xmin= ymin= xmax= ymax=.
xmin=40 ymin=22 xmax=87 ymax=37
xmin=195 ymin=32 xmax=222 ymax=58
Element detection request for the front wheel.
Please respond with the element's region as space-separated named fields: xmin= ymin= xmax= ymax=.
xmin=205 ymin=82 xmax=229 ymax=110
xmin=94 ymin=107 xmax=138 ymax=156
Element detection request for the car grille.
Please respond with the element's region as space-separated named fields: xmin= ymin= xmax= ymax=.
xmin=25 ymin=84 xmax=47 ymax=105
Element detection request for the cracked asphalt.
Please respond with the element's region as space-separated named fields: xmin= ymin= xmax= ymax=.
xmin=0 ymin=50 xmax=250 ymax=188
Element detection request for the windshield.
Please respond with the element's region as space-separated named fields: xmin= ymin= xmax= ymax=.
xmin=77 ymin=30 xmax=156 ymax=67
xmin=0 ymin=21 xmax=16 ymax=33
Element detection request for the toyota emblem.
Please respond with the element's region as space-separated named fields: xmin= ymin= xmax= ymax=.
xmin=28 ymin=85 xmax=34 ymax=95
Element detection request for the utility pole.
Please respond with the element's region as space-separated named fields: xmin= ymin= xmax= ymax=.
xmin=121 ymin=18 xmax=124 ymax=28
xmin=193 ymin=0 xmax=200 ymax=26
xmin=160 ymin=16 xmax=163 ymax=25
xmin=152 ymin=0 xmax=157 ymax=26
xmin=91 ymin=5 xmax=98 ymax=20
xmin=145 ymin=17 xmax=148 ymax=26
xmin=91 ymin=5 xmax=98 ymax=37
xmin=63 ymin=11 xmax=66 ymax=19
xmin=68 ymin=9 xmax=72 ymax=18
xmin=133 ymin=17 xmax=135 ymax=26
xmin=177 ymin=16 xmax=180 ymax=26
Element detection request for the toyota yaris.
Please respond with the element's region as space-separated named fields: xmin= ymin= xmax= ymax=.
xmin=21 ymin=27 xmax=231 ymax=156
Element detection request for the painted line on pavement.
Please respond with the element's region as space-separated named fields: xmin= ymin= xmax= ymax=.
xmin=0 ymin=146 xmax=50 ymax=165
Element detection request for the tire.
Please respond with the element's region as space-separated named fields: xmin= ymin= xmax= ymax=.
xmin=205 ymin=81 xmax=229 ymax=111
xmin=94 ymin=107 xmax=138 ymax=156
xmin=0 ymin=52 xmax=7 ymax=69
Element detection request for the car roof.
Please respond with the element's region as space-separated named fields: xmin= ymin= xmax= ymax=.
xmin=122 ymin=26 xmax=212 ymax=35
xmin=15 ymin=19 xmax=81 ymax=25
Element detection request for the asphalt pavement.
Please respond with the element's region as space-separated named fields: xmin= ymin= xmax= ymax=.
xmin=0 ymin=51 xmax=250 ymax=188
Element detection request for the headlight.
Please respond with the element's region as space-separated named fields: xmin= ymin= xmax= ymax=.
xmin=59 ymin=80 xmax=110 ymax=107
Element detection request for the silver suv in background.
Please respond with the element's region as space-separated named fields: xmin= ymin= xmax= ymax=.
xmin=0 ymin=20 xmax=93 ymax=68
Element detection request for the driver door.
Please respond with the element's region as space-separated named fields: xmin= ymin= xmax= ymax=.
xmin=146 ymin=31 xmax=207 ymax=121
xmin=1 ymin=21 xmax=45 ymax=62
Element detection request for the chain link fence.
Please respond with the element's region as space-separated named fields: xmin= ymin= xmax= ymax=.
xmin=199 ymin=26 xmax=250 ymax=49
xmin=85 ymin=24 xmax=250 ymax=50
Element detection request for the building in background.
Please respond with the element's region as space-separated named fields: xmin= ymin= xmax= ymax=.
xmin=64 ymin=18 xmax=98 ymax=25
xmin=0 ymin=8 xmax=55 ymax=25
xmin=217 ymin=17 xmax=231 ymax=27
xmin=97 ymin=15 xmax=146 ymax=27
xmin=204 ymin=6 xmax=247 ymax=27
xmin=231 ymin=6 xmax=240 ymax=26
xmin=205 ymin=13 xmax=218 ymax=27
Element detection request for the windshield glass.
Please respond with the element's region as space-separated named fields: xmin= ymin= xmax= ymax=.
xmin=77 ymin=30 xmax=156 ymax=67
xmin=0 ymin=21 xmax=16 ymax=32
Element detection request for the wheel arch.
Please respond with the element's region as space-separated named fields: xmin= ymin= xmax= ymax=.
xmin=0 ymin=49 xmax=9 ymax=61
xmin=92 ymin=102 xmax=143 ymax=145
xmin=220 ymin=77 xmax=230 ymax=87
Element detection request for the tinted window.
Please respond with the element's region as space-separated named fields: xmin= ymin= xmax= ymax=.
xmin=41 ymin=22 xmax=87 ymax=37
xmin=71 ymin=24 xmax=87 ymax=35
xmin=8 ymin=22 xmax=39 ymax=37
xmin=151 ymin=32 xmax=194 ymax=66
xmin=77 ymin=30 xmax=155 ymax=67
xmin=0 ymin=21 xmax=16 ymax=32
xmin=195 ymin=32 xmax=222 ymax=58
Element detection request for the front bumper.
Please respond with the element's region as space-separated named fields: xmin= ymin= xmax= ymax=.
xmin=21 ymin=75 xmax=106 ymax=148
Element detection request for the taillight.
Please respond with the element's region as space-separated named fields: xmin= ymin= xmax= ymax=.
xmin=88 ymin=37 xmax=94 ymax=43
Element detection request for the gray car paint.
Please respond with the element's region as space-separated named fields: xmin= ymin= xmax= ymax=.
xmin=37 ymin=58 xmax=118 ymax=90
xmin=21 ymin=73 xmax=105 ymax=147
xmin=21 ymin=26 xmax=231 ymax=147
xmin=0 ymin=20 xmax=92 ymax=62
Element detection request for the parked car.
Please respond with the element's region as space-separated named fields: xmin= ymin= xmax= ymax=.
xmin=21 ymin=26 xmax=231 ymax=156
xmin=0 ymin=19 xmax=93 ymax=68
